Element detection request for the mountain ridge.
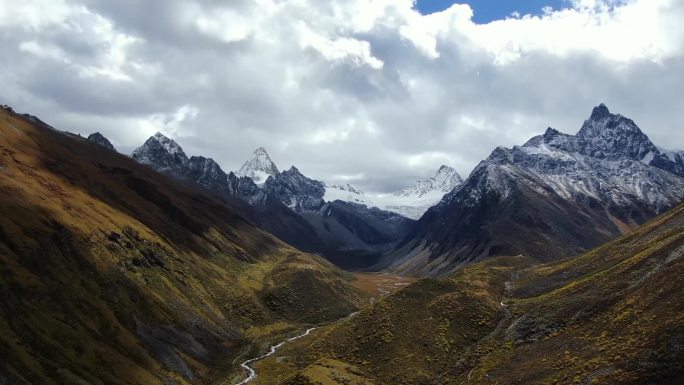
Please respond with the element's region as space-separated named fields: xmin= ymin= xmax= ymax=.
xmin=381 ymin=104 xmax=684 ymax=276
xmin=131 ymin=136 xmax=415 ymax=269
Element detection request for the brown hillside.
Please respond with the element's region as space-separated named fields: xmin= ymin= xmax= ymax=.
xmin=0 ymin=108 xmax=362 ymax=385
xmin=253 ymin=203 xmax=684 ymax=384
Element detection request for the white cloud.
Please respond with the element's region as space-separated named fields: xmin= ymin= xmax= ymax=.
xmin=0 ymin=0 xmax=683 ymax=192
xmin=464 ymin=0 xmax=682 ymax=65
xmin=297 ymin=22 xmax=384 ymax=69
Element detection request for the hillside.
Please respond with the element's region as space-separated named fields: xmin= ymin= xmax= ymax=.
xmin=250 ymin=203 xmax=684 ymax=384
xmin=0 ymin=107 xmax=363 ymax=385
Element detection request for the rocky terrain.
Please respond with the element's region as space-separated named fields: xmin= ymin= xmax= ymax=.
xmin=132 ymin=136 xmax=415 ymax=269
xmin=383 ymin=105 xmax=684 ymax=276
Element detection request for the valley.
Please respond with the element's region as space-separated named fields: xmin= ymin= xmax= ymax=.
xmin=228 ymin=272 xmax=412 ymax=385
xmin=0 ymin=103 xmax=682 ymax=385
xmin=247 ymin=203 xmax=684 ymax=384
xmin=2 ymin=1 xmax=683 ymax=384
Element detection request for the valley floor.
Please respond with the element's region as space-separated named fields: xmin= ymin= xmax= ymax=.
xmin=217 ymin=273 xmax=414 ymax=385
xmin=231 ymin=204 xmax=684 ymax=384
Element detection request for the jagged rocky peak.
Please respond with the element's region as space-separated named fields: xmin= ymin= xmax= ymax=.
xmin=186 ymin=155 xmax=229 ymax=190
xmin=236 ymin=146 xmax=280 ymax=185
xmin=279 ymin=166 xmax=325 ymax=195
xmin=589 ymin=102 xmax=611 ymax=121
xmin=577 ymin=103 xmax=658 ymax=161
xmin=87 ymin=132 xmax=116 ymax=151
xmin=394 ymin=164 xmax=463 ymax=198
xmin=152 ymin=132 xmax=186 ymax=156
xmin=264 ymin=165 xmax=326 ymax=211
xmin=434 ymin=165 xmax=463 ymax=188
xmin=327 ymin=182 xmax=364 ymax=195
xmin=131 ymin=132 xmax=188 ymax=170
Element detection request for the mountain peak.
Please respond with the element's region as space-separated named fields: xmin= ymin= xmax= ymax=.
xmin=394 ymin=165 xmax=463 ymax=199
xmin=87 ymin=132 xmax=116 ymax=151
xmin=576 ymin=104 xmax=657 ymax=160
xmin=148 ymin=132 xmax=185 ymax=156
xmin=589 ymin=103 xmax=611 ymax=121
xmin=235 ymin=146 xmax=279 ymax=185
xmin=131 ymin=132 xmax=188 ymax=170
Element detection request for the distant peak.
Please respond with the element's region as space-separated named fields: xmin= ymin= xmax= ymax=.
xmin=394 ymin=164 xmax=463 ymax=198
xmin=288 ymin=165 xmax=300 ymax=173
xmin=589 ymin=103 xmax=611 ymax=121
xmin=544 ymin=127 xmax=560 ymax=136
xmin=235 ymin=146 xmax=280 ymax=183
xmin=87 ymin=132 xmax=116 ymax=151
xmin=153 ymin=131 xmax=169 ymax=140
xmin=131 ymin=131 xmax=187 ymax=163
xmin=146 ymin=132 xmax=185 ymax=156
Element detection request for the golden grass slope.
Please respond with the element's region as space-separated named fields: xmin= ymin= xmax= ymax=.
xmin=253 ymin=203 xmax=684 ymax=384
xmin=0 ymin=108 xmax=363 ymax=385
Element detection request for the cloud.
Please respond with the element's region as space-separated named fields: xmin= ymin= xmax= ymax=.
xmin=1 ymin=0 xmax=683 ymax=193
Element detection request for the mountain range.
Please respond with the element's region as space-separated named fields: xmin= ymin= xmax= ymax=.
xmin=130 ymin=134 xmax=420 ymax=269
xmin=382 ymin=104 xmax=684 ymax=276
xmin=2 ymin=102 xmax=682 ymax=384
xmin=323 ymin=165 xmax=463 ymax=219
xmin=116 ymin=104 xmax=684 ymax=275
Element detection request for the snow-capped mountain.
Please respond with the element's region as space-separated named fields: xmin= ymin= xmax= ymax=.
xmin=131 ymin=139 xmax=414 ymax=266
xmin=87 ymin=132 xmax=116 ymax=151
xmin=394 ymin=165 xmax=463 ymax=198
xmin=132 ymin=132 xmax=189 ymax=176
xmin=652 ymin=147 xmax=684 ymax=177
xmin=235 ymin=147 xmax=279 ymax=185
xmin=262 ymin=165 xmax=415 ymax=256
xmin=322 ymin=165 xmax=463 ymax=219
xmin=384 ymin=104 xmax=684 ymax=277
xmin=132 ymin=135 xmax=325 ymax=252
xmin=326 ymin=183 xmax=364 ymax=195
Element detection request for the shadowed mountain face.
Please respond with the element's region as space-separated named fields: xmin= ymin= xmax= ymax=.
xmin=0 ymin=108 xmax=362 ymax=385
xmin=131 ymin=133 xmax=327 ymax=254
xmin=382 ymin=105 xmax=684 ymax=276
xmin=132 ymin=134 xmax=415 ymax=269
xmin=262 ymin=167 xmax=416 ymax=268
xmin=250 ymin=203 xmax=684 ymax=385
xmin=87 ymin=132 xmax=116 ymax=151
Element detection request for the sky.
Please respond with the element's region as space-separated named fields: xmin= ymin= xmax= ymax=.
xmin=1 ymin=0 xmax=683 ymax=193
xmin=416 ymin=0 xmax=568 ymax=22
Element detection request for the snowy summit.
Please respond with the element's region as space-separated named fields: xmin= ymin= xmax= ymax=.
xmin=236 ymin=147 xmax=280 ymax=186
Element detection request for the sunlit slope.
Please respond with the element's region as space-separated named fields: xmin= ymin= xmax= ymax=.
xmin=0 ymin=108 xmax=362 ymax=385
xmin=255 ymin=203 xmax=683 ymax=384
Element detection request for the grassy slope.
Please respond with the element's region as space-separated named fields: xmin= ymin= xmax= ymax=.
xmin=254 ymin=203 xmax=684 ymax=384
xmin=0 ymin=108 xmax=363 ymax=385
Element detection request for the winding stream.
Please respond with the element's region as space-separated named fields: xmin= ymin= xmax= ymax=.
xmin=234 ymin=311 xmax=360 ymax=385
xmin=235 ymin=327 xmax=317 ymax=385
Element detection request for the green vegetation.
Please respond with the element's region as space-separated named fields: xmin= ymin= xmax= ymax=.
xmin=253 ymin=204 xmax=684 ymax=384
